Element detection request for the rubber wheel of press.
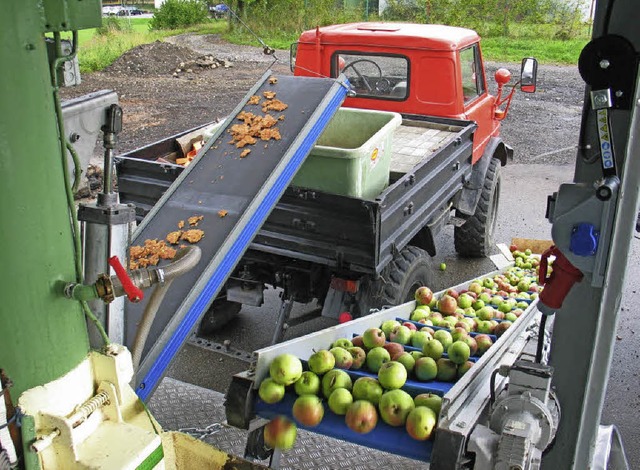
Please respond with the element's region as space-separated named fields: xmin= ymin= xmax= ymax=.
xmin=454 ymin=157 xmax=501 ymax=258
xmin=197 ymin=298 xmax=242 ymax=335
xmin=356 ymin=246 xmax=433 ymax=317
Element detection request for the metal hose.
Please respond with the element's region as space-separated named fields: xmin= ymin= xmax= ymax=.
xmin=131 ymin=246 xmax=201 ymax=370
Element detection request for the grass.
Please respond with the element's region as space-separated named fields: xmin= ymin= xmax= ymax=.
xmin=481 ymin=37 xmax=588 ymax=65
xmin=71 ymin=17 xmax=589 ymax=73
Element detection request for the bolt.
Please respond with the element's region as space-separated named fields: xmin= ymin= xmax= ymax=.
xmin=594 ymin=94 xmax=608 ymax=106
xmin=69 ymin=132 xmax=81 ymax=143
xmin=25 ymin=43 xmax=35 ymax=51
xmin=599 ymin=59 xmax=610 ymax=69
xmin=223 ymin=339 xmax=231 ymax=351
xmin=456 ymin=421 xmax=466 ymax=428
xmin=615 ymin=90 xmax=623 ymax=97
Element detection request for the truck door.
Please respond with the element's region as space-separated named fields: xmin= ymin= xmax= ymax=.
xmin=460 ymin=44 xmax=496 ymax=162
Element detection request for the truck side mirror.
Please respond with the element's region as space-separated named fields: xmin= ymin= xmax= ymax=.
xmin=290 ymin=43 xmax=298 ymax=73
xmin=520 ymin=57 xmax=537 ymax=93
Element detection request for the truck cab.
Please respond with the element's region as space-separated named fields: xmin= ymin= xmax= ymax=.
xmin=293 ymin=22 xmax=518 ymax=162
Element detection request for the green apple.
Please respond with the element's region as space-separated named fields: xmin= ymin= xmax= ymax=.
xmin=365 ymin=347 xmax=391 ymax=373
xmin=457 ymin=293 xmax=474 ymax=309
xmin=259 ymin=378 xmax=285 ymax=404
xmin=405 ymin=406 xmax=437 ymax=440
xmin=321 ymin=369 xmax=352 ymax=398
xmin=378 ymin=389 xmax=415 ymax=427
xmin=270 ymin=353 xmax=303 ymax=386
xmin=414 ymin=393 xmax=442 ymax=416
xmin=447 ymin=340 xmax=471 ymax=365
xmin=390 ymin=325 xmax=413 ymax=345
xmin=332 ymin=338 xmax=353 ymax=349
xmin=380 ymin=320 xmax=401 ymax=339
xmin=422 ymin=338 xmax=444 ymax=360
xmin=411 ymin=330 xmax=433 ymax=349
xmin=294 ymin=371 xmax=320 ymax=396
xmin=414 ymin=356 xmax=438 ymax=381
xmin=352 ymin=377 xmax=383 ymax=406
xmin=328 ymin=388 xmax=353 ymax=415
xmin=308 ymin=350 xmax=335 ymax=375
xmin=377 ymin=361 xmax=408 ymax=390
xmin=433 ymin=329 xmax=453 ymax=349
xmin=394 ymin=352 xmax=416 ymax=374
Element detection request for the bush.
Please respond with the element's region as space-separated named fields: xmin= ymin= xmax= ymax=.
xmin=150 ymin=0 xmax=209 ymax=30
xmin=96 ymin=16 xmax=133 ymax=36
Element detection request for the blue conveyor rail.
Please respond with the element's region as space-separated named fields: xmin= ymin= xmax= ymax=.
xmin=126 ymin=71 xmax=349 ymax=401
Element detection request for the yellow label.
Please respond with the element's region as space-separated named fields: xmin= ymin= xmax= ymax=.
xmin=371 ymin=148 xmax=379 ymax=161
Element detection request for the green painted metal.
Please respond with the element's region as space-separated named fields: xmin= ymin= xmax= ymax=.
xmin=42 ymin=0 xmax=102 ymax=32
xmin=0 ymin=2 xmax=90 ymax=402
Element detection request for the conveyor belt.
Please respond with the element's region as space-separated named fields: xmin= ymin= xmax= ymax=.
xmin=125 ymin=71 xmax=349 ymax=401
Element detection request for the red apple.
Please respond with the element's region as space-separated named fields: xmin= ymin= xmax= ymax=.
xmin=437 ymin=295 xmax=458 ymax=316
xmin=403 ymin=321 xmax=418 ymax=331
xmin=414 ymin=286 xmax=434 ymax=306
xmin=362 ymin=328 xmax=386 ymax=349
xmin=292 ymin=395 xmax=324 ymax=427
xmin=345 ymin=400 xmax=378 ymax=434
xmin=264 ymin=416 xmax=297 ymax=450
xmin=445 ymin=288 xmax=459 ymax=299
xmin=383 ymin=342 xmax=404 ymax=358
xmin=351 ymin=335 xmax=365 ymax=348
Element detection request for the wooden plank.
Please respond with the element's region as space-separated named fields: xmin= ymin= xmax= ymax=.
xmin=511 ymin=237 xmax=554 ymax=254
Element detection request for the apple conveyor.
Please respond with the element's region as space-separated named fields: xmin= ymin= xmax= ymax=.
xmin=125 ymin=71 xmax=349 ymax=401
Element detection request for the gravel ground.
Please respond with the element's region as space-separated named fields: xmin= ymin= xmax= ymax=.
xmin=60 ymin=33 xmax=584 ymax=165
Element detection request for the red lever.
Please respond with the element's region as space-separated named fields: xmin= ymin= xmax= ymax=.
xmin=538 ymin=245 xmax=583 ymax=311
xmin=109 ymin=256 xmax=144 ymax=303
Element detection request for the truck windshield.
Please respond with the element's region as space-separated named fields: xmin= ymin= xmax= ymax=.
xmin=332 ymin=53 xmax=409 ymax=100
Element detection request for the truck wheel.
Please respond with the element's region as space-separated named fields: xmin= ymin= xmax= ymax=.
xmin=454 ymin=157 xmax=501 ymax=257
xmin=197 ymin=298 xmax=242 ymax=335
xmin=356 ymin=246 xmax=433 ymax=315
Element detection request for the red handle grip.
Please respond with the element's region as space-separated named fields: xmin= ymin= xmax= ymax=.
xmin=109 ymin=256 xmax=144 ymax=303
xmin=538 ymin=246 xmax=583 ymax=311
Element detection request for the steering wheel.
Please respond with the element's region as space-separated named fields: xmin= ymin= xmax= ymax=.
xmin=342 ymin=59 xmax=383 ymax=93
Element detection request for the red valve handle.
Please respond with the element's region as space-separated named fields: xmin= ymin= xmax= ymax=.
xmin=109 ymin=256 xmax=144 ymax=303
xmin=538 ymin=245 xmax=583 ymax=311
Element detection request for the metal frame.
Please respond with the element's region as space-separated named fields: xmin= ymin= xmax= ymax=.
xmin=542 ymin=0 xmax=640 ymax=466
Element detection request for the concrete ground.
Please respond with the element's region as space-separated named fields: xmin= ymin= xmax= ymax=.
xmin=161 ymin=163 xmax=639 ymax=468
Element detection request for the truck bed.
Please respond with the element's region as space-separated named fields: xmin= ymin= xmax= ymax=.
xmin=116 ymin=114 xmax=475 ymax=275
xmin=391 ymin=120 xmax=461 ymax=174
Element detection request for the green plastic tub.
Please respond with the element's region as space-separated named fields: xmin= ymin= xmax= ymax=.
xmin=291 ymin=107 xmax=402 ymax=199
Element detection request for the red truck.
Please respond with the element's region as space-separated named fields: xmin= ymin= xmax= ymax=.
xmin=116 ymin=22 xmax=536 ymax=332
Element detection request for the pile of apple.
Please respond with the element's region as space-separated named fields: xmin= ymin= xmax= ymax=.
xmin=259 ymin=338 xmax=444 ymax=450
xmin=261 ymin=258 xmax=542 ymax=450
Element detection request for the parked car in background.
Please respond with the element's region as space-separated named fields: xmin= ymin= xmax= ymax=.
xmin=209 ymin=3 xmax=229 ymax=19
xmin=117 ymin=6 xmax=145 ymax=16
xmin=102 ymin=6 xmax=121 ymax=16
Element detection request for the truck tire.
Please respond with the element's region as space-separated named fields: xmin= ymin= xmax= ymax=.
xmin=197 ymin=298 xmax=242 ymax=335
xmin=454 ymin=157 xmax=501 ymax=257
xmin=356 ymin=245 xmax=433 ymax=316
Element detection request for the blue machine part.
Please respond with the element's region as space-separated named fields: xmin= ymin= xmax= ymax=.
xmin=570 ymin=222 xmax=599 ymax=256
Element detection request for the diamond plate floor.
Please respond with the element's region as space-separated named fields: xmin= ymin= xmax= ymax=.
xmin=149 ymin=377 xmax=429 ymax=469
